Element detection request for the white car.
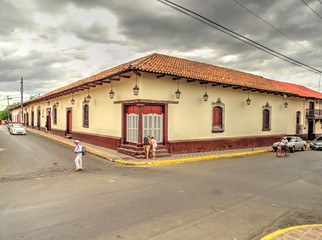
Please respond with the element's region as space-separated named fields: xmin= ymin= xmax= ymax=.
xmin=272 ymin=136 xmax=307 ymax=153
xmin=310 ymin=136 xmax=322 ymax=150
xmin=9 ymin=124 xmax=26 ymax=135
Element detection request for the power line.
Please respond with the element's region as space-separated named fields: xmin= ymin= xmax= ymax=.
xmin=301 ymin=0 xmax=322 ymax=21
xmin=156 ymin=0 xmax=322 ymax=74
xmin=4 ymin=96 xmax=12 ymax=108
xmin=232 ymin=0 xmax=321 ymax=60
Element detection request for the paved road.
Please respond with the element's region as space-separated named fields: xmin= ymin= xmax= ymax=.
xmin=0 ymin=125 xmax=322 ymax=240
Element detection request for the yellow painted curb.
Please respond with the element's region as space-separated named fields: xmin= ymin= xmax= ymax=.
xmin=115 ymin=149 xmax=273 ymax=166
xmin=114 ymin=160 xmax=147 ymax=165
xmin=260 ymin=224 xmax=322 ymax=240
xmin=27 ymin=129 xmax=273 ymax=166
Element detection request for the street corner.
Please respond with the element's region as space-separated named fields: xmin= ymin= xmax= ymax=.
xmin=261 ymin=224 xmax=322 ymax=240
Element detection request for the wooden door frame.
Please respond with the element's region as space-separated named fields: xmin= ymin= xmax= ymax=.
xmin=66 ymin=108 xmax=72 ymax=135
xmin=46 ymin=108 xmax=51 ymax=131
xmin=121 ymin=101 xmax=169 ymax=147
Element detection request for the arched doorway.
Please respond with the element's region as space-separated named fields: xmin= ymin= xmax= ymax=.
xmin=296 ymin=111 xmax=300 ymax=135
xmin=46 ymin=109 xmax=51 ymax=131
xmin=37 ymin=108 xmax=41 ymax=130
xmin=308 ymin=119 xmax=314 ymax=140
xmin=66 ymin=109 xmax=72 ymax=134
xmin=31 ymin=110 xmax=34 ymax=128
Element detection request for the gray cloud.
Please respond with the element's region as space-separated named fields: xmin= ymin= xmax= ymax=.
xmin=1 ymin=0 xmax=322 ymax=109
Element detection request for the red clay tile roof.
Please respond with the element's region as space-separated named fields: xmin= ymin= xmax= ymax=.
xmin=270 ymin=80 xmax=322 ymax=99
xmin=25 ymin=53 xmax=322 ymax=105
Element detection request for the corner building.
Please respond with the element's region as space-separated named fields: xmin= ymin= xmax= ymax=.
xmin=11 ymin=53 xmax=322 ymax=158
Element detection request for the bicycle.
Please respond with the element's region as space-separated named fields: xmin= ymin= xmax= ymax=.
xmin=276 ymin=144 xmax=290 ymax=157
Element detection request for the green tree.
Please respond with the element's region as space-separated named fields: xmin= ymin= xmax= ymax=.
xmin=29 ymin=93 xmax=40 ymax=100
xmin=0 ymin=109 xmax=11 ymax=120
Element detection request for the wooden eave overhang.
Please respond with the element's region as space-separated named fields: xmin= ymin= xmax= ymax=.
xmin=21 ymin=53 xmax=322 ymax=107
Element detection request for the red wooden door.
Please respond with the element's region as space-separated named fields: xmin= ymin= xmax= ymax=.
xmin=67 ymin=110 xmax=72 ymax=134
xmin=47 ymin=115 xmax=51 ymax=131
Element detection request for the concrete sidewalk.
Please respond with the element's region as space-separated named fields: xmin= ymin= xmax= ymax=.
xmin=26 ymin=128 xmax=273 ymax=165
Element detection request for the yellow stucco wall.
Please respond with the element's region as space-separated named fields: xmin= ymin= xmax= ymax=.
xmin=21 ymin=72 xmax=322 ymax=140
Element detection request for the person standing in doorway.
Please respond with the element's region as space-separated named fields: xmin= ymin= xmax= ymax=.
xmin=74 ymin=140 xmax=83 ymax=171
xmin=143 ymin=135 xmax=150 ymax=159
xmin=150 ymin=137 xmax=157 ymax=159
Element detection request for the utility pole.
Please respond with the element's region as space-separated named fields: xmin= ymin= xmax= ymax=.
xmin=20 ymin=77 xmax=24 ymax=124
xmin=4 ymin=95 xmax=12 ymax=122
xmin=5 ymin=95 xmax=12 ymax=107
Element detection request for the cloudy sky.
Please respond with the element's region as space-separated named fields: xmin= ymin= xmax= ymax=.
xmin=1 ymin=0 xmax=322 ymax=110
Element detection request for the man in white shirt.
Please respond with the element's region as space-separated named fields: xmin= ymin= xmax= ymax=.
xmin=281 ymin=137 xmax=288 ymax=146
xmin=280 ymin=137 xmax=289 ymax=151
xmin=74 ymin=140 xmax=83 ymax=171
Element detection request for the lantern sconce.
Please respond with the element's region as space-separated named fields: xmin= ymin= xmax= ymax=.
xmin=284 ymin=101 xmax=288 ymax=108
xmin=175 ymin=79 xmax=181 ymax=99
xmin=133 ymin=75 xmax=139 ymax=96
xmin=283 ymin=94 xmax=288 ymax=108
xmin=203 ymin=83 xmax=209 ymax=101
xmin=109 ymin=82 xmax=115 ymax=99
xmin=47 ymin=100 xmax=50 ymax=106
xmin=246 ymin=91 xmax=251 ymax=105
xmin=71 ymin=93 xmax=75 ymax=105
xmin=85 ymin=89 xmax=91 ymax=102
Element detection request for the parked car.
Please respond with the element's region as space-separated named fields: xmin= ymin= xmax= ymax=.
xmin=9 ymin=124 xmax=26 ymax=135
xmin=310 ymin=135 xmax=322 ymax=150
xmin=272 ymin=136 xmax=307 ymax=152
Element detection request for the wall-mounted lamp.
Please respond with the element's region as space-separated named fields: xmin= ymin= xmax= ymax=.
xmin=246 ymin=91 xmax=251 ymax=105
xmin=47 ymin=100 xmax=50 ymax=106
xmin=85 ymin=89 xmax=91 ymax=102
xmin=284 ymin=101 xmax=288 ymax=108
xmin=175 ymin=79 xmax=181 ymax=99
xmin=283 ymin=94 xmax=288 ymax=108
xmin=133 ymin=75 xmax=139 ymax=96
xmin=109 ymin=82 xmax=115 ymax=99
xmin=55 ymin=100 xmax=59 ymax=107
xmin=71 ymin=95 xmax=75 ymax=105
xmin=203 ymin=84 xmax=208 ymax=101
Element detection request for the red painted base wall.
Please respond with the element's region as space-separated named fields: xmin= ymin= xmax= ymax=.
xmin=72 ymin=131 xmax=121 ymax=150
xmin=168 ymin=135 xmax=283 ymax=154
xmin=51 ymin=128 xmax=66 ymax=137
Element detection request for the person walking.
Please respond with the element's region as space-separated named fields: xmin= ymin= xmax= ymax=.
xmin=143 ymin=135 xmax=151 ymax=159
xmin=74 ymin=140 xmax=83 ymax=171
xmin=150 ymin=137 xmax=157 ymax=159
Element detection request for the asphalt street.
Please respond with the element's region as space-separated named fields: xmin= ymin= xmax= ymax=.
xmin=0 ymin=125 xmax=322 ymax=240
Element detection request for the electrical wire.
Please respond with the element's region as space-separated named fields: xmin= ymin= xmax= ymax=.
xmin=156 ymin=0 xmax=322 ymax=74
xmin=232 ymin=0 xmax=321 ymax=59
xmin=301 ymin=0 xmax=322 ymax=21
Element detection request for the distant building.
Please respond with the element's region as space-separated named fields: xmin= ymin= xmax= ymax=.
xmin=10 ymin=53 xmax=322 ymax=157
